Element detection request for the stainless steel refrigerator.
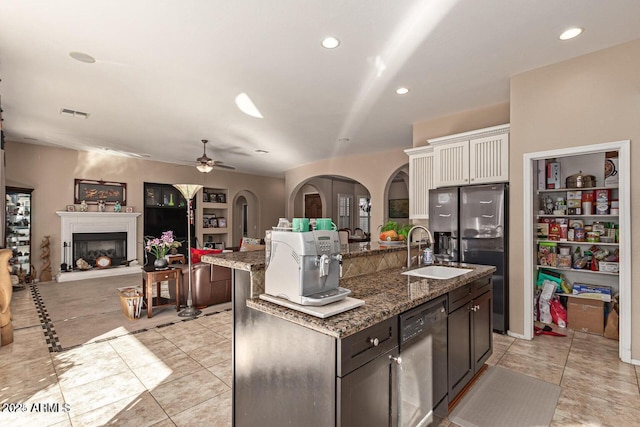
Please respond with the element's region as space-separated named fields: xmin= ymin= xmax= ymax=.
xmin=429 ymin=187 xmax=459 ymax=264
xmin=429 ymin=183 xmax=509 ymax=333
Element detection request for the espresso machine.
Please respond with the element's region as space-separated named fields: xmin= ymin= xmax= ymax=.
xmin=265 ymin=230 xmax=350 ymax=306
xmin=429 ymin=187 xmax=459 ymax=263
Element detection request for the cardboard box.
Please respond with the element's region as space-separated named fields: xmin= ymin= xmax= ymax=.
xmin=598 ymin=262 xmax=619 ymax=274
xmin=571 ymin=284 xmax=612 ymax=302
xmin=567 ymin=190 xmax=582 ymax=200
xmin=537 ymin=160 xmax=546 ymax=190
xmin=604 ymin=152 xmax=619 ymax=187
xmin=547 ymin=162 xmax=561 ymax=189
xmin=537 ymin=223 xmax=549 ymax=238
xmin=567 ymin=297 xmax=604 ymax=335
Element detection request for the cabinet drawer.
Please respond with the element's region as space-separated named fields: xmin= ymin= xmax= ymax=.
xmin=338 ymin=317 xmax=398 ymax=377
xmin=448 ymin=284 xmax=472 ymax=313
xmin=472 ymin=276 xmax=492 ymax=298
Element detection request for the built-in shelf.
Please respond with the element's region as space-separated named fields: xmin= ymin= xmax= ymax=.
xmin=536 ymin=240 xmax=618 ymax=246
xmin=197 ymin=188 xmax=230 ymax=249
xmin=536 ymin=264 xmax=618 ymax=276
xmin=537 ymin=214 xmax=618 ymax=219
xmin=536 ymin=185 xmax=616 ymax=194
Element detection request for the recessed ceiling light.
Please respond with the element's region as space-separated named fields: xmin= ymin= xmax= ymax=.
xmin=559 ymin=27 xmax=583 ymax=40
xmin=235 ymin=93 xmax=263 ymax=118
xmin=254 ymin=149 xmax=269 ymax=154
xmin=69 ymin=51 xmax=96 ymax=63
xmin=395 ymin=87 xmax=410 ymax=95
xmin=321 ymin=37 xmax=340 ymax=49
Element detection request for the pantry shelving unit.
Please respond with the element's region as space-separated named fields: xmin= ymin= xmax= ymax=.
xmin=523 ymin=140 xmax=631 ymax=363
xmin=534 ymin=185 xmax=619 ymax=290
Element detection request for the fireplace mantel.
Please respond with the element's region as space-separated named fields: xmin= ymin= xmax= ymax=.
xmin=56 ymin=211 xmax=142 ymax=282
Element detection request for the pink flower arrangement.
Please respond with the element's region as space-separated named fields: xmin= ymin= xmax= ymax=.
xmin=145 ymin=231 xmax=182 ymax=259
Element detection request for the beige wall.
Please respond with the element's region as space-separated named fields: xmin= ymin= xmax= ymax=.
xmin=5 ymin=142 xmax=285 ymax=275
xmin=510 ymin=38 xmax=640 ymax=358
xmin=413 ymin=102 xmax=510 ymax=146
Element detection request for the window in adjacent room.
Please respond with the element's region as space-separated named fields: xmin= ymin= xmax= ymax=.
xmin=337 ymin=194 xmax=352 ymax=230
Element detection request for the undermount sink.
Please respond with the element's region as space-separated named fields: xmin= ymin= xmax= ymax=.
xmin=402 ymin=265 xmax=473 ymax=280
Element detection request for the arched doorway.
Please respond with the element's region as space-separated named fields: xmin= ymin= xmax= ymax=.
xmin=290 ymin=175 xmax=371 ymax=234
xmin=232 ymin=190 xmax=259 ymax=247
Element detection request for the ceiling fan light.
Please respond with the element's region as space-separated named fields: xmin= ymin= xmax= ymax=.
xmin=197 ymin=163 xmax=213 ymax=173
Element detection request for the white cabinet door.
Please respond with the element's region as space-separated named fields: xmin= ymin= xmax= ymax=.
xmin=406 ymin=147 xmax=434 ymax=219
xmin=469 ymin=133 xmax=509 ymax=184
xmin=434 ymin=140 xmax=469 ymax=187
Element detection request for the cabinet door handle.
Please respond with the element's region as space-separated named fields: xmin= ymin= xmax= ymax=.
xmin=369 ymin=337 xmax=379 ymax=347
xmin=389 ymin=355 xmax=402 ymax=365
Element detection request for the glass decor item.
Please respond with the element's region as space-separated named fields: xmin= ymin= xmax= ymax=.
xmin=153 ymin=258 xmax=169 ymax=270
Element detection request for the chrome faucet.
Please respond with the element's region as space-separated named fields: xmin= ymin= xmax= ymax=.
xmin=406 ymin=225 xmax=433 ymax=269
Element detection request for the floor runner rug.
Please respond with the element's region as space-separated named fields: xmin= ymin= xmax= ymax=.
xmin=449 ymin=365 xmax=560 ymax=427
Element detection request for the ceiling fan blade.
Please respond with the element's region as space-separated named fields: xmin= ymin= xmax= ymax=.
xmin=213 ymin=161 xmax=236 ymax=170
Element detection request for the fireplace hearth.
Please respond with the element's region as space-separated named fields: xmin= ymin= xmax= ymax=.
xmin=56 ymin=211 xmax=142 ymax=282
xmin=73 ymin=232 xmax=127 ymax=268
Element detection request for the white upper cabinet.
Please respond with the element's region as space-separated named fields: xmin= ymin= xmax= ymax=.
xmin=469 ymin=132 xmax=509 ymax=184
xmin=433 ymin=140 xmax=469 ymax=186
xmin=404 ymin=146 xmax=434 ymax=219
xmin=429 ymin=124 xmax=510 ymax=188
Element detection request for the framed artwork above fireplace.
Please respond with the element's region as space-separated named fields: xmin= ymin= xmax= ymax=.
xmin=74 ymin=179 xmax=127 ymax=205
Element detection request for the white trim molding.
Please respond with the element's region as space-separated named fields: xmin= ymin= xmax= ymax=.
xmin=55 ymin=211 xmax=141 ymax=282
xmin=523 ymin=140 xmax=631 ymax=363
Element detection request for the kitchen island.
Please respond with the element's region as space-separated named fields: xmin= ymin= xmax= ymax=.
xmin=203 ymin=245 xmax=495 ymax=427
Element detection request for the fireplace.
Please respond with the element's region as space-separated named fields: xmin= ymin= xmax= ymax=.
xmin=56 ymin=211 xmax=141 ymax=282
xmin=73 ymin=232 xmax=127 ymax=268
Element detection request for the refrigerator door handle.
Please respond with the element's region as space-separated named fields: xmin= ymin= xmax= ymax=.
xmin=479 ymin=200 xmax=493 ymax=204
xmin=481 ymin=214 xmax=494 ymax=218
xmin=439 ymin=214 xmax=451 ymax=217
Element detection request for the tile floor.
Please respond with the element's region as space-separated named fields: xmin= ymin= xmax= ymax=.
xmin=1 ymin=277 xmax=639 ymax=426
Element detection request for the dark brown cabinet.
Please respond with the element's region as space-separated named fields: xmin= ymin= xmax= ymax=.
xmin=338 ymin=316 xmax=399 ymax=427
xmin=448 ymin=277 xmax=493 ymax=401
xmin=338 ymin=347 xmax=399 ymax=427
xmin=143 ymin=182 xmax=193 ymax=259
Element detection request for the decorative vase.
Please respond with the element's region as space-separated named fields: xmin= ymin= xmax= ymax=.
xmin=154 ymin=258 xmax=168 ymax=270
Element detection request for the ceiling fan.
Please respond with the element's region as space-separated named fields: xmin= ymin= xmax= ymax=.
xmin=196 ymin=139 xmax=236 ymax=172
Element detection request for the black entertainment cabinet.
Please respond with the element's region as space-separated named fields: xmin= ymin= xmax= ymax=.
xmin=143 ymin=182 xmax=195 ymax=261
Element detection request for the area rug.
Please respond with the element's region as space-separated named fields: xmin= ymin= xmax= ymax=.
xmin=449 ymin=365 xmax=560 ymax=427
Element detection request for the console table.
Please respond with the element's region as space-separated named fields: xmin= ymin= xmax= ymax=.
xmin=141 ymin=266 xmax=181 ymax=318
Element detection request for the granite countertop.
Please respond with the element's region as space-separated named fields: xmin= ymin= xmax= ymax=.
xmin=247 ymin=263 xmax=495 ymax=339
xmin=201 ymin=250 xmax=265 ymax=271
xmin=203 ymin=245 xmax=494 ymax=340
xmin=201 ymin=241 xmax=411 ymax=271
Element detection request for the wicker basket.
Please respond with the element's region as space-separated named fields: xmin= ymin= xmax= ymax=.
xmin=119 ymin=288 xmax=143 ymax=320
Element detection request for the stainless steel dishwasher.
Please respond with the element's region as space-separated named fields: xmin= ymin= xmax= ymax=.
xmin=398 ymin=294 xmax=448 ymax=427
